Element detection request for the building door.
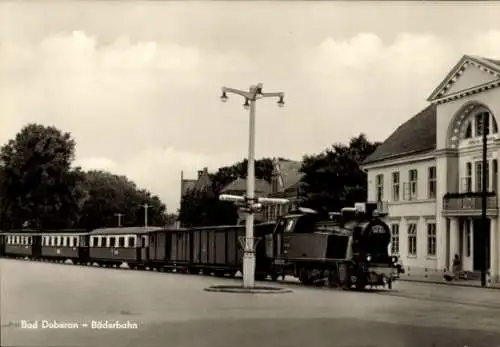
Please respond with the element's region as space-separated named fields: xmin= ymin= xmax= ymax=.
xmin=472 ymin=219 xmax=490 ymax=271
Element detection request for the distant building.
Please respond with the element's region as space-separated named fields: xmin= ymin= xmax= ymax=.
xmin=362 ymin=55 xmax=500 ymax=284
xmin=180 ymin=167 xmax=213 ymax=199
xmin=221 ymin=158 xmax=303 ymax=224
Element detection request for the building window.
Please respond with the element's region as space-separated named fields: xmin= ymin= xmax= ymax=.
xmin=409 ymin=169 xmax=418 ymax=200
xmin=407 ymin=223 xmax=417 ymax=256
xmin=427 ymin=223 xmax=436 ymax=257
xmin=391 ymin=224 xmax=400 ymax=255
xmin=376 ymin=174 xmax=384 ymax=201
xmin=428 ymin=166 xmax=436 ymax=199
xmin=463 ymin=162 xmax=472 ymax=193
xmin=475 ymin=161 xmax=489 ymax=192
xmin=392 ymin=172 xmax=400 ymax=201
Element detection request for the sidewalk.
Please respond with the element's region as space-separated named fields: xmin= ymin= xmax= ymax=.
xmin=397 ymin=266 xmax=500 ymax=290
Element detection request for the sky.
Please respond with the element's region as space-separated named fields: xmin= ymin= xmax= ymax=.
xmin=1 ymin=2 xmax=500 ymax=212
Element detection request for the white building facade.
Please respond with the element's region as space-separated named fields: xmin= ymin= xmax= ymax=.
xmin=363 ymin=55 xmax=500 ymax=284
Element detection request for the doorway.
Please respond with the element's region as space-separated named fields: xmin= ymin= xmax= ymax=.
xmin=472 ymin=219 xmax=490 ymax=271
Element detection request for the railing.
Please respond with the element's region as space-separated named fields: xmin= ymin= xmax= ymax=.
xmin=442 ymin=192 xmax=498 ymax=215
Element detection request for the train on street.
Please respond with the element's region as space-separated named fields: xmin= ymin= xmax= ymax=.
xmin=0 ymin=202 xmax=402 ymax=290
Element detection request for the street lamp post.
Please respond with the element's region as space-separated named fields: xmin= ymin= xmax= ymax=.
xmin=114 ymin=213 xmax=124 ymax=227
xmin=220 ymin=83 xmax=286 ymax=288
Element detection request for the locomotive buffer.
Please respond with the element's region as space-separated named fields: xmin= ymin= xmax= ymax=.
xmin=219 ymin=83 xmax=286 ymax=289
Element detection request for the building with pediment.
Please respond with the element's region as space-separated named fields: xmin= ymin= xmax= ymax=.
xmin=362 ymin=55 xmax=500 ymax=284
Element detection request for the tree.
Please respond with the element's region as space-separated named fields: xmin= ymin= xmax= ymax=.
xmin=76 ymin=170 xmax=168 ymax=229
xmin=0 ymin=124 xmax=85 ymax=229
xmin=299 ymin=133 xmax=380 ymax=214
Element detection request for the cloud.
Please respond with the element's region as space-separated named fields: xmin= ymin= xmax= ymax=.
xmin=2 ymin=24 xmax=500 ymax=213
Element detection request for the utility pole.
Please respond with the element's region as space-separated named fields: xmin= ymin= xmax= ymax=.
xmin=114 ymin=213 xmax=124 ymax=227
xmin=219 ymin=83 xmax=286 ymax=288
xmin=481 ymin=112 xmax=489 ymax=287
xmin=139 ymin=203 xmax=151 ymax=229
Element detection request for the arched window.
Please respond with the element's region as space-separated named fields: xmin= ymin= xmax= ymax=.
xmin=474 ymin=112 xmax=497 ymax=137
xmin=464 ymin=122 xmax=472 ymax=139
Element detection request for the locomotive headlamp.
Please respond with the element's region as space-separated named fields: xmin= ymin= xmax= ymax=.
xmin=366 ymin=255 xmax=372 ymax=262
xmin=392 ymin=256 xmax=398 ymax=263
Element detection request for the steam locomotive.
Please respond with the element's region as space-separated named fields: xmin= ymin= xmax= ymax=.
xmin=268 ymin=203 xmax=400 ymax=289
xmin=0 ymin=202 xmax=400 ymax=291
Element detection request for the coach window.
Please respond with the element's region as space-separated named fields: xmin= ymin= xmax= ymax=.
xmin=74 ymin=237 xmax=79 ymax=247
xmin=118 ymin=236 xmax=125 ymax=248
xmin=63 ymin=237 xmax=68 ymax=247
xmin=15 ymin=236 xmax=19 ymax=244
xmin=109 ymin=237 xmax=117 ymax=247
xmin=69 ymin=237 xmax=74 ymax=247
xmin=89 ymin=237 xmax=95 ymax=247
xmin=128 ymin=236 xmax=136 ymax=248
xmin=141 ymin=235 xmax=148 ymax=247
xmin=28 ymin=236 xmax=32 ymax=245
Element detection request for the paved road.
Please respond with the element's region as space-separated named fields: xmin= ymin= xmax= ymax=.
xmin=1 ymin=259 xmax=500 ymax=347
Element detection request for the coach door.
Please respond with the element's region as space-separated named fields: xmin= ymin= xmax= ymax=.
xmin=149 ymin=233 xmax=156 ymax=260
xmin=140 ymin=235 xmax=150 ymax=262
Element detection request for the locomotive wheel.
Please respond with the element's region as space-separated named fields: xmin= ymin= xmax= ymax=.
xmin=355 ymin=269 xmax=367 ymax=291
xmin=255 ymin=273 xmax=267 ymax=281
xmin=299 ymin=268 xmax=313 ymax=286
xmin=338 ymin=264 xmax=352 ymax=290
xmin=327 ymin=269 xmax=340 ymax=288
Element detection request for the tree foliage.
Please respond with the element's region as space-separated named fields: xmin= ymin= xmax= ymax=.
xmin=299 ymin=133 xmax=380 ymax=214
xmin=0 ymin=124 xmax=170 ymax=230
xmin=0 ymin=124 xmax=86 ymax=229
xmin=76 ymin=171 xmax=168 ymax=229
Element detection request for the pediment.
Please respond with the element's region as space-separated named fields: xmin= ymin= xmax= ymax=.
xmin=427 ymin=55 xmax=500 ymax=102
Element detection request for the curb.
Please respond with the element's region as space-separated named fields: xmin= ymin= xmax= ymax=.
xmin=204 ymin=285 xmax=293 ymax=294
xmin=399 ymin=278 xmax=500 ymax=290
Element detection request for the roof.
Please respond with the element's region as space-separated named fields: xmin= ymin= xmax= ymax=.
xmin=89 ymin=226 xmax=164 ymax=235
xmin=1 ymin=229 xmax=88 ymax=235
xmin=180 ymin=167 xmax=213 ymax=196
xmin=221 ymin=177 xmax=271 ymax=196
xmin=474 ymin=56 xmax=500 ymax=70
xmin=181 ymin=179 xmax=197 ymax=196
xmin=363 ymin=104 xmax=437 ymax=165
xmin=427 ymin=55 xmax=500 ymax=102
xmin=275 ymin=159 xmax=303 ymax=190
